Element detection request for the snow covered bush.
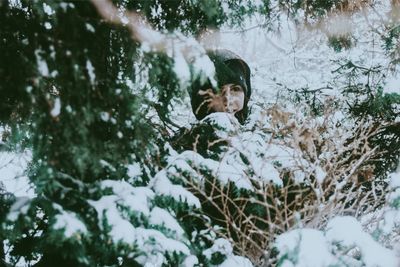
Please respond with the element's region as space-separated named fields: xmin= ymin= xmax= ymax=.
xmin=274 ymin=168 xmax=400 ymax=267
xmin=163 ymin=100 xmax=393 ymax=264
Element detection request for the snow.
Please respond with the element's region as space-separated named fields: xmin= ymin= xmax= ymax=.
xmin=204 ymin=239 xmax=253 ymax=267
xmin=89 ymin=190 xmax=190 ymax=265
xmin=43 ymin=3 xmax=54 ymax=16
xmin=151 ymin=169 xmax=201 ymax=208
xmin=182 ymin=255 xmax=199 ymax=267
xmin=326 ymin=217 xmax=398 ymax=267
xmin=89 ymin=195 xmax=137 ymax=243
xmin=169 ymin=149 xmax=255 ymax=190
xmin=35 ymin=50 xmax=49 ymax=77
xmin=219 ymin=255 xmax=253 ymax=267
xmin=100 ymin=111 xmax=110 ymax=121
xmin=314 ymin=165 xmax=326 ymax=184
xmin=276 ymin=229 xmax=336 ymax=267
xmin=0 ymin=151 xmax=34 ymax=198
xmin=203 ymin=238 xmax=233 ymax=259
xmin=149 ymin=207 xmax=185 ymax=238
xmin=385 ymin=76 xmax=400 ymax=94
xmin=86 ymin=60 xmax=96 ymax=85
xmin=127 ymin=162 xmax=142 ymax=179
xmin=90 ymin=195 xmax=190 ymax=264
xmin=200 ymin=2 xmax=399 ymax=101
xmin=203 ymin=112 xmax=240 ymax=134
xmin=9 ymin=0 xmax=21 ymax=8
xmin=50 ymin=97 xmax=61 ymax=117
xmin=99 ymin=159 xmax=116 ymax=172
xmin=173 ymin=50 xmax=191 ymax=89
xmin=53 ymin=206 xmax=87 ymax=238
xmin=85 ymin=23 xmax=95 ymax=33
xmin=381 ymin=209 xmax=400 ymax=234
xmin=389 ymin=171 xmax=400 ymax=189
xmin=100 ymin=179 xmax=154 ymax=216
xmin=59 ymin=2 xmax=75 ymax=11
xmin=7 ymin=196 xmax=31 ymax=221
xmin=44 ymin=22 xmax=52 ymax=30
xmin=134 ymin=228 xmax=190 ymax=265
xmin=276 ymin=216 xmax=399 ymax=267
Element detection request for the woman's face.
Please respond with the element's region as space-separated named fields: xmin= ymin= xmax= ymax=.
xmin=220 ymin=83 xmax=245 ymax=114
xmin=196 ymin=84 xmax=245 ymax=115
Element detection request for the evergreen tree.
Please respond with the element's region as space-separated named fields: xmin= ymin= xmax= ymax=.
xmin=0 ymin=0 xmax=270 ymax=266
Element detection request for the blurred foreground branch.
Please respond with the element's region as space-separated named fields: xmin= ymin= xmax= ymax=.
xmin=90 ymin=0 xmax=209 ymax=64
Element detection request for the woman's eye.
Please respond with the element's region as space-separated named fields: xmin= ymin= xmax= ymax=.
xmin=232 ymin=86 xmax=242 ymax=92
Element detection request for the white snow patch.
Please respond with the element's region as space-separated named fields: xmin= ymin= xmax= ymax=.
xmin=0 ymin=151 xmax=34 ymax=198
xmin=127 ymin=163 xmax=142 ymax=178
xmin=53 ymin=206 xmax=87 ymax=238
xmin=85 ymin=23 xmax=95 ymax=33
xmin=219 ymin=255 xmax=253 ymax=267
xmin=35 ymin=50 xmax=49 ymax=77
xmin=134 ymin=228 xmax=190 ymax=266
xmin=7 ymin=196 xmax=31 ymax=221
xmin=100 ymin=179 xmax=154 ymax=216
xmin=100 ymin=111 xmax=110 ymax=122
xmin=173 ymin=50 xmax=191 ymax=89
xmin=43 ymin=3 xmax=55 ymax=15
xmin=314 ymin=165 xmax=326 ymax=184
xmin=182 ymin=255 xmax=199 ymax=267
xmin=203 ymin=238 xmax=233 ymax=259
xmin=44 ymin=22 xmax=52 ymax=30
xmin=149 ymin=207 xmax=185 ymax=238
xmin=86 ymin=60 xmax=96 ymax=85
xmin=204 ymin=239 xmax=253 ymax=267
xmin=389 ymin=171 xmax=400 ymax=189
xmin=203 ymin=112 xmax=240 ymax=133
xmin=326 ymin=216 xmax=398 ymax=267
xmin=89 ymin=195 xmax=137 ymax=244
xmin=276 ymin=229 xmax=337 ymax=267
xmin=151 ymin=169 xmax=201 ymax=208
xmin=50 ymin=97 xmax=61 ymax=117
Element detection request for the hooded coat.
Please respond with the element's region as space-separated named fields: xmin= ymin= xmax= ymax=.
xmin=190 ymin=49 xmax=251 ymax=124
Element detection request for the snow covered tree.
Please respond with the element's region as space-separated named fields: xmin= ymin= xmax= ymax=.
xmin=0 ymin=0 xmax=270 ymax=266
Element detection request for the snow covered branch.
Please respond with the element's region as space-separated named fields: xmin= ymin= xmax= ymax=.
xmin=90 ymin=0 xmax=215 ymax=85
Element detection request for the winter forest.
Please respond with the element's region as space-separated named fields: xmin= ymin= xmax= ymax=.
xmin=1 ymin=0 xmax=400 ymax=266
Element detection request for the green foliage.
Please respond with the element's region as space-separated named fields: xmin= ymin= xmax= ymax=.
xmin=328 ymin=34 xmax=353 ymax=52
xmin=124 ymin=0 xmax=223 ymax=35
xmin=0 ymin=0 xmax=275 ymax=265
xmin=334 ymin=61 xmax=400 ymax=177
xmin=281 ymin=0 xmax=347 ymax=19
xmin=383 ymin=24 xmax=400 ymax=51
xmin=350 ymin=88 xmax=400 ymax=121
xmin=0 ymin=1 xmax=35 ymax=124
xmin=171 ymin=121 xmax=229 ymax=160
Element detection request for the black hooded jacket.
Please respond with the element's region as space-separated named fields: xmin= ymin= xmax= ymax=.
xmin=190 ymin=49 xmax=251 ymax=124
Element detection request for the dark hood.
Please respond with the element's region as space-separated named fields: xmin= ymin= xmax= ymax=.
xmin=207 ymin=49 xmax=251 ymax=99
